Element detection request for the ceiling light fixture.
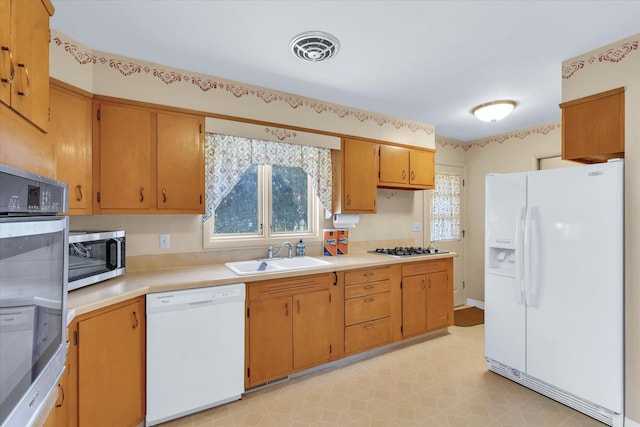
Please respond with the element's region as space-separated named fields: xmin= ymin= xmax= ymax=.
xmin=472 ymin=100 xmax=516 ymax=122
xmin=290 ymin=31 xmax=340 ymax=63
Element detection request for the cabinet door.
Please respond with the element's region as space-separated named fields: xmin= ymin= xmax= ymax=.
xmin=51 ymin=85 xmax=92 ymax=214
xmin=0 ymin=0 xmax=10 ymax=106
xmin=409 ymin=149 xmax=434 ymax=187
xmin=78 ymin=299 xmax=145 ymax=427
xmin=402 ymin=275 xmax=427 ymax=337
xmin=426 ymin=271 xmax=452 ymax=331
xmin=97 ymin=103 xmax=152 ymax=209
xmin=10 ymin=0 xmax=50 ymax=131
xmin=157 ymin=112 xmax=204 ymax=211
xmin=342 ymin=138 xmax=377 ymax=213
xmin=248 ymin=296 xmax=293 ymax=386
xmin=293 ymin=290 xmax=331 ymax=370
xmin=379 ymin=145 xmax=408 ymax=185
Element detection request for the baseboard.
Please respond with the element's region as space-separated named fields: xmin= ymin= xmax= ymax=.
xmin=466 ymin=298 xmax=485 ymax=309
xmin=626 ymin=417 xmax=640 ymax=427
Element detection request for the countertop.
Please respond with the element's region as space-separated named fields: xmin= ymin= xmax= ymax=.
xmin=68 ymin=251 xmax=456 ymax=317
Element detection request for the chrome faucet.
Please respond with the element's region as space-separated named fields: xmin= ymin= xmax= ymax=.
xmin=268 ymin=242 xmax=294 ymax=259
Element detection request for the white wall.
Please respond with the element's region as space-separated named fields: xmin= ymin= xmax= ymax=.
xmin=561 ymin=33 xmax=640 ymax=425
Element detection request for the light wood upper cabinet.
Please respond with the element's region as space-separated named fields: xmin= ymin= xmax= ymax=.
xmin=0 ymin=0 xmax=54 ymax=132
xmin=379 ymin=145 xmax=435 ymax=189
xmin=76 ymin=297 xmax=145 ymax=427
xmin=560 ymin=87 xmax=624 ymax=163
xmin=93 ymin=98 xmax=205 ymax=214
xmin=339 ymin=138 xmax=378 ymax=213
xmin=95 ymin=102 xmax=152 ymax=210
xmin=157 ymin=112 xmax=204 ymax=210
xmin=50 ymin=82 xmax=92 ymax=214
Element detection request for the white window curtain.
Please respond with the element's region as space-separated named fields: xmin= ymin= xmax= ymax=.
xmin=203 ymin=133 xmax=332 ymax=221
xmin=431 ymin=172 xmax=460 ymax=241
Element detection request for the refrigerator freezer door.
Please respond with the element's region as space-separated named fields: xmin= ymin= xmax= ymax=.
xmin=485 ymin=172 xmax=527 ymax=372
xmin=525 ymin=162 xmax=623 ymax=413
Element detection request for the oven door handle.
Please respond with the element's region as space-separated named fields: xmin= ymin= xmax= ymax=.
xmin=106 ymin=239 xmax=118 ymax=270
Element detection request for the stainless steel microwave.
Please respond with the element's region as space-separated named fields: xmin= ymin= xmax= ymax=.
xmin=68 ymin=230 xmax=125 ymax=290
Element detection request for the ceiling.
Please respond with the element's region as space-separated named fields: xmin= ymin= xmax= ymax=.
xmin=50 ymin=1 xmax=640 ymax=142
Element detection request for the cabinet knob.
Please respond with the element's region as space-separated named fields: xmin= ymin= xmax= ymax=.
xmin=139 ymin=187 xmax=144 ymax=202
xmin=364 ymin=297 xmax=375 ymax=303
xmin=76 ymin=185 xmax=83 ymax=202
xmin=402 ymin=170 xmax=407 ymax=180
xmin=131 ymin=311 xmax=139 ymax=329
xmin=364 ymin=323 xmax=375 ymax=330
xmin=162 ymin=188 xmax=167 ymax=203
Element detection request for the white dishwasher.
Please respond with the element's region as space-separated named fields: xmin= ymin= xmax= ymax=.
xmin=146 ymin=283 xmax=245 ymax=426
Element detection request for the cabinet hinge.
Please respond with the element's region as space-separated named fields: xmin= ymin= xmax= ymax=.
xmin=96 ymin=109 xmax=101 ymax=120
xmin=73 ymin=330 xmax=78 ymax=346
xmin=462 ymin=179 xmax=465 ymax=187
xmin=400 ymin=325 xmax=403 ymax=333
xmin=400 ymin=281 xmax=403 ymax=289
xmin=246 ymin=307 xmax=250 ymax=318
xmin=329 ymin=294 xmax=332 ymax=303
xmin=462 ymin=229 xmax=466 ymax=238
xmin=332 ymin=272 xmax=337 ymax=286
xmin=97 ymin=192 xmax=101 ymax=203
xmin=463 ymin=281 xmax=465 ymax=289
xmin=329 ymin=344 xmax=332 ymax=354
xmin=200 ymin=194 xmax=203 ymax=205
xmin=247 ymin=368 xmax=250 ymax=378
xmin=48 ymin=107 xmax=51 ymax=122
xmin=199 ymin=123 xmax=202 ymax=134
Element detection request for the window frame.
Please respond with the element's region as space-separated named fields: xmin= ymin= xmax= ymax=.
xmin=202 ymin=164 xmax=323 ymax=250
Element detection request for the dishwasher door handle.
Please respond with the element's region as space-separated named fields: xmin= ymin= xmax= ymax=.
xmin=188 ymin=300 xmax=214 ymax=306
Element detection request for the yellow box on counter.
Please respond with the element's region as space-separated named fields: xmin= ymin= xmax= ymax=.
xmin=323 ymin=230 xmax=337 ymax=256
xmin=337 ymin=229 xmax=349 ymax=255
xmin=324 ymin=229 xmax=348 ymax=256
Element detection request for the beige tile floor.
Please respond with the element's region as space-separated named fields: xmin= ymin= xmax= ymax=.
xmin=160 ymin=325 xmax=605 ymax=427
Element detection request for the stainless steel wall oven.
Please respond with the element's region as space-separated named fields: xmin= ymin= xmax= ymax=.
xmin=0 ymin=163 xmax=68 ymax=427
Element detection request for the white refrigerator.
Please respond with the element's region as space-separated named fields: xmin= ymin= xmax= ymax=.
xmin=484 ymin=159 xmax=624 ymax=426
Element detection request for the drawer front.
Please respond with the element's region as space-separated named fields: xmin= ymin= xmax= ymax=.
xmin=344 ymin=293 xmax=390 ymax=326
xmin=249 ymin=273 xmax=331 ymax=300
xmin=345 ymin=317 xmax=392 ymax=354
xmin=344 ymin=267 xmax=391 ymax=285
xmin=345 ymin=280 xmax=391 ymax=299
xmin=402 ymin=258 xmax=451 ymax=277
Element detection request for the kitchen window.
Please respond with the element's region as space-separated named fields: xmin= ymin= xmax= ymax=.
xmin=431 ymin=171 xmax=461 ymax=241
xmin=202 ymin=133 xmax=331 ymax=248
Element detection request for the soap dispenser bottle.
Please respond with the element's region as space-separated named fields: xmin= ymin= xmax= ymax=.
xmin=296 ymin=239 xmax=305 ymax=257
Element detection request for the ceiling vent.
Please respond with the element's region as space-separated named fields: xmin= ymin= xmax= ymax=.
xmin=290 ymin=31 xmax=340 ymax=62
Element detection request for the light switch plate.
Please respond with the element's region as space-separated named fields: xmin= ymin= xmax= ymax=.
xmin=411 ymin=222 xmax=422 ymax=232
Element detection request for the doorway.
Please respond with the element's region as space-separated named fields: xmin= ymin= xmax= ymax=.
xmin=425 ymin=164 xmax=465 ymax=306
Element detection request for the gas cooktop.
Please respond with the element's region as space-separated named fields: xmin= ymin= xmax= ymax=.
xmin=367 ymin=247 xmax=449 ymax=257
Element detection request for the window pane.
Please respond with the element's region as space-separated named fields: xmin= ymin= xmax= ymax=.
xmin=431 ymin=172 xmax=460 ymax=241
xmin=214 ymin=165 xmax=259 ymax=234
xmin=272 ymin=166 xmax=308 ymax=232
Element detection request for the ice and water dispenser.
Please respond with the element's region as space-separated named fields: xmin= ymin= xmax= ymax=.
xmin=487 ymin=236 xmax=516 ymax=276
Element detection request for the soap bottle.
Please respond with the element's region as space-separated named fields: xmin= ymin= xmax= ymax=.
xmin=297 ymin=239 xmax=305 ymax=257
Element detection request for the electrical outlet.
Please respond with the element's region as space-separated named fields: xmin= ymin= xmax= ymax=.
xmin=411 ymin=222 xmax=422 ymax=232
xmin=159 ymin=234 xmax=170 ymax=249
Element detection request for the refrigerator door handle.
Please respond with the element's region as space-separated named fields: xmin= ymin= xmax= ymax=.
xmin=515 ymin=208 xmax=526 ymax=304
xmin=523 ymin=206 xmax=531 ymax=306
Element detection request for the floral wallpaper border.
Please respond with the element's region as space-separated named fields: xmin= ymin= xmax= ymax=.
xmin=52 ymin=35 xmax=435 ymax=136
xmin=436 ymin=122 xmax=562 ymax=151
xmin=562 ymin=39 xmax=638 ymax=80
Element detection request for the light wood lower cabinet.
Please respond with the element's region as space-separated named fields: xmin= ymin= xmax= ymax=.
xmin=68 ymin=297 xmax=145 ymax=427
xmin=246 ymin=273 xmax=337 ymax=388
xmin=401 ymin=258 xmax=454 ymax=338
xmin=343 ymin=266 xmax=393 ymax=354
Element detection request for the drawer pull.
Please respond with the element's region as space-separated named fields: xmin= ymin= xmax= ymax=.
xmin=364 ymin=323 xmax=375 ymax=329
xmin=364 ymin=272 xmax=374 ymax=277
xmin=363 ymin=285 xmax=374 ymax=290
xmin=364 ymin=297 xmax=375 ymax=303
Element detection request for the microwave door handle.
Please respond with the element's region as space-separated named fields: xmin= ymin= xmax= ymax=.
xmin=106 ymin=239 xmax=118 ymax=270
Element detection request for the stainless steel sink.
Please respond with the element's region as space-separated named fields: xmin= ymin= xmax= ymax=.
xmin=225 ymin=256 xmax=333 ymax=275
